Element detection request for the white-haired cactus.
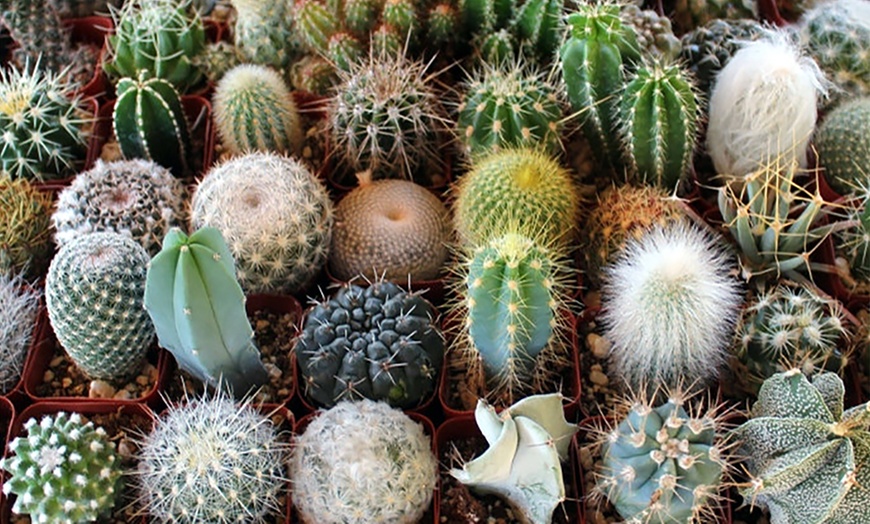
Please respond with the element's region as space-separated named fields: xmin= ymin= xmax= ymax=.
xmin=0 ymin=412 xmax=121 ymax=523
xmin=291 ymin=399 xmax=437 ymax=524
xmin=601 ymin=221 xmax=743 ymax=394
xmin=231 ymin=0 xmax=296 ymax=73
xmin=0 ymin=274 xmax=39 ymax=393
xmin=731 ymin=370 xmax=870 ymax=523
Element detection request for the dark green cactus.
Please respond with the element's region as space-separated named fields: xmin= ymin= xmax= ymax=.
xmin=816 ymin=96 xmax=870 ymax=197
xmin=427 ymin=3 xmax=458 ymax=46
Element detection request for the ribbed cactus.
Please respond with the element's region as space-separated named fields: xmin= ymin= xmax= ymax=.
xmin=816 ymin=96 xmax=870 ymax=196
xmin=231 ymin=0 xmax=296 ymax=73
xmin=0 ymin=178 xmax=52 ymax=279
xmin=213 ymin=64 xmax=302 ymax=157
xmin=144 ymin=227 xmax=268 ymax=399
xmin=289 ymin=55 xmax=336 ymax=95
xmin=45 ymin=232 xmax=155 ymax=380
xmin=512 ymin=0 xmax=562 ymax=63
xmin=191 ymin=152 xmax=334 ymax=295
xmin=618 ymin=59 xmax=698 ymax=191
xmin=427 ymin=3 xmax=458 ymax=47
xmin=836 ymin=191 xmax=870 ymax=283
xmin=195 ymin=40 xmax=243 ymax=84
xmin=113 ymin=71 xmax=192 ymax=177
xmin=383 ymin=0 xmax=417 ymax=39
xmin=52 ymin=159 xmax=187 ymax=256
xmin=0 ymin=274 xmax=39 ymax=394
xmin=732 ymin=370 xmax=870 ymax=524
xmin=1 ymin=412 xmax=121 ymax=523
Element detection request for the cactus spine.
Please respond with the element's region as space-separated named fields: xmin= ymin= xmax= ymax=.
xmin=0 ymin=178 xmax=52 ymax=279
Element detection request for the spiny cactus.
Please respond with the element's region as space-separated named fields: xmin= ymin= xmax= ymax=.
xmin=0 ymin=178 xmax=52 ymax=279
xmin=1 ymin=0 xmax=82 ymax=78
xmin=0 ymin=274 xmax=39 ymax=394
xmin=195 ymin=40 xmax=243 ymax=84
xmin=816 ymin=96 xmax=870 ymax=197
xmin=0 ymin=412 xmax=121 ymax=523
xmin=289 ymin=55 xmax=336 ymax=95
xmin=835 ymin=189 xmax=870 ymax=283
xmin=620 ymin=5 xmax=681 ymax=60
xmin=52 ymin=0 xmax=122 ymax=18
xmin=731 ymin=370 xmax=870 ymax=524
xmin=52 ymin=159 xmax=187 ymax=256
xmin=213 ymin=64 xmax=302 ymax=157
xmin=291 ymin=399 xmax=437 ymax=524
xmin=601 ymin=221 xmax=743 ymax=394
xmin=45 ymin=232 xmax=155 ymax=380
xmin=231 ymin=0 xmax=296 ymax=73
xmin=191 ymin=152 xmax=334 ymax=295
xmin=136 ymin=389 xmax=290 ymax=523
xmin=427 ymin=2 xmax=458 ymax=47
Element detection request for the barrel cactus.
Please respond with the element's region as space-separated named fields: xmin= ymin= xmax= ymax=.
xmin=45 ymin=232 xmax=155 ymax=380
xmin=0 ymin=274 xmax=39 ymax=394
xmin=816 ymin=96 xmax=870 ymax=196
xmin=191 ymin=152 xmax=334 ymax=295
xmin=0 ymin=178 xmax=52 ymax=279
xmin=0 ymin=412 xmax=121 ymax=523
xmin=231 ymin=0 xmax=296 ymax=73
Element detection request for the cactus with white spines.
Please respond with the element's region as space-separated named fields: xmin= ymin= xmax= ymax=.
xmin=0 ymin=274 xmax=39 ymax=394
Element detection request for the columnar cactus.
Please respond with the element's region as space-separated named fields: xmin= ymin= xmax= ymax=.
xmin=52 ymin=159 xmax=187 ymax=255
xmin=731 ymin=370 xmax=870 ymax=523
xmin=816 ymin=96 xmax=870 ymax=196
xmin=0 ymin=412 xmax=121 ymax=523
xmin=45 ymin=232 xmax=155 ymax=380
xmin=231 ymin=0 xmax=296 ymax=73
xmin=213 ymin=64 xmax=302 ymax=157
xmin=0 ymin=178 xmax=52 ymax=279
xmin=0 ymin=274 xmax=39 ymax=394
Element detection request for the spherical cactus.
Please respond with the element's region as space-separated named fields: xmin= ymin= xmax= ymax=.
xmin=620 ymin=5 xmax=681 ymax=60
xmin=600 ymin=221 xmax=743 ymax=394
xmin=427 ymin=3 xmax=458 ymax=46
xmin=456 ymin=60 xmax=562 ymax=158
xmin=45 ymin=232 xmax=155 ymax=380
xmin=136 ymin=390 xmax=289 ymax=523
xmin=0 ymin=178 xmax=52 ymax=279
xmin=52 ymin=159 xmax=187 ymax=256
xmin=195 ymin=40 xmax=243 ymax=84
xmin=329 ymin=177 xmax=451 ymax=282
xmin=671 ymin=0 xmax=756 ymax=35
xmin=816 ymin=96 xmax=870 ymax=196
xmin=191 ymin=152 xmax=334 ymax=294
xmin=289 ymin=55 xmax=337 ymax=94
xmin=291 ymin=399 xmax=438 ymax=524
xmin=295 ymin=280 xmax=444 ymax=408
xmin=344 ymin=0 xmax=380 ymax=34
xmin=0 ymin=412 xmax=121 ymax=523
xmin=295 ymin=0 xmax=340 ymax=54
xmin=213 ymin=64 xmax=303 ymax=157
xmin=453 ymin=147 xmax=580 ymax=249
xmin=0 ymin=274 xmax=39 ymax=394
xmin=382 ymin=0 xmax=418 ymax=40
xmin=327 ymin=31 xmax=365 ymax=71
xmin=232 ymin=0 xmax=296 ymax=72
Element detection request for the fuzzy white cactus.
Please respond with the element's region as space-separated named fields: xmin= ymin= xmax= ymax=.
xmin=0 ymin=274 xmax=39 ymax=393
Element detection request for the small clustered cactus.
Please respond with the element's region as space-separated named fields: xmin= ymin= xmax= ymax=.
xmin=815 ymin=96 xmax=870 ymax=197
xmin=0 ymin=178 xmax=52 ymax=279
xmin=0 ymin=274 xmax=40 ymax=394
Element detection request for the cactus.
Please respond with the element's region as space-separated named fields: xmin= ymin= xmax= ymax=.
xmin=427 ymin=3 xmax=458 ymax=47
xmin=600 ymin=221 xmax=742 ymax=394
xmin=213 ymin=64 xmax=302 ymax=157
xmin=731 ymin=370 xmax=870 ymax=524
xmin=114 ymin=71 xmax=192 ymax=177
xmin=1 ymin=0 xmax=78 ymax=77
xmin=104 ymin=0 xmax=206 ymax=93
xmin=453 ymin=147 xmax=580 ymax=249
xmin=456 ymin=59 xmax=562 ymax=158
xmin=295 ymin=0 xmax=342 ymax=54
xmin=52 ymin=159 xmax=187 ymax=256
xmin=671 ymin=0 xmax=757 ymax=35
xmin=0 ymin=178 xmax=52 ymax=279
xmin=191 ymin=152 xmax=334 ymax=295
xmin=0 ymin=274 xmax=39 ymax=394
xmin=136 ymin=389 xmax=289 ymax=523
xmin=291 ymin=399 xmax=438 ymax=524
xmin=512 ymin=0 xmax=562 ymax=63
xmin=52 ymin=0 xmax=122 ymax=18
xmin=835 ymin=189 xmax=870 ymax=283
xmin=195 ymin=40 xmax=243 ymax=84
xmin=0 ymin=61 xmax=89 ymax=182
xmin=231 ymin=0 xmax=296 ymax=73
xmin=0 ymin=412 xmax=121 ymax=523
xmin=45 ymin=232 xmax=155 ymax=380
xmin=620 ymin=5 xmax=681 ymax=60
xmin=816 ymin=96 xmax=870 ymax=197
xmin=477 ymin=28 xmax=515 ymax=64
xmin=289 ymin=55 xmax=336 ymax=94
xmin=618 ymin=59 xmax=699 ymax=191
xmin=344 ymin=0 xmax=380 ymax=34
xmin=383 ymin=0 xmax=417 ymax=40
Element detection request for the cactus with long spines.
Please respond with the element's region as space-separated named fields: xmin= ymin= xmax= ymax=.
xmin=835 ymin=188 xmax=870 ymax=283
xmin=0 ymin=178 xmax=52 ymax=279
xmin=231 ymin=0 xmax=296 ymax=73
xmin=0 ymin=274 xmax=39 ymax=394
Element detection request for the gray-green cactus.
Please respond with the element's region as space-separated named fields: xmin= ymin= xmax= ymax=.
xmin=816 ymin=96 xmax=870 ymax=197
xmin=231 ymin=0 xmax=296 ymax=73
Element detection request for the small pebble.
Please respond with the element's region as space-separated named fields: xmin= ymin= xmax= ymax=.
xmin=43 ymin=370 xmax=54 ymax=382
xmin=144 ymin=363 xmax=158 ymax=382
xmin=61 ymin=377 xmax=73 ymax=388
xmin=587 ymin=333 xmax=611 ymax=360
xmin=264 ymin=362 xmax=282 ymax=380
xmin=117 ymin=439 xmax=135 ymax=461
xmin=256 ymin=319 xmax=270 ymax=331
xmin=135 ymin=374 xmax=150 ymax=386
xmin=49 ymin=356 xmax=64 ymax=367
xmin=89 ymin=380 xmax=115 ymax=399
xmin=113 ymin=389 xmax=133 ymax=400
xmin=589 ymin=369 xmax=609 ymax=387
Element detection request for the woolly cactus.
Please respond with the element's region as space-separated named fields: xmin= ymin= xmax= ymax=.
xmin=191 ymin=152 xmax=334 ymax=294
xmin=136 ymin=390 xmax=289 ymax=523
xmin=231 ymin=0 xmax=296 ymax=73
xmin=620 ymin=5 xmax=681 ymax=60
xmin=52 ymin=159 xmax=186 ymax=256
xmin=601 ymin=221 xmax=742 ymax=394
xmin=816 ymin=96 xmax=870 ymax=196
xmin=0 ymin=62 xmax=89 ymax=181
xmin=291 ymin=399 xmax=438 ymax=524
xmin=213 ymin=64 xmax=302 ymax=157
xmin=0 ymin=274 xmax=39 ymax=394
xmin=296 ymin=280 xmax=444 ymax=408
xmin=0 ymin=178 xmax=52 ymax=279
xmin=731 ymin=370 xmax=870 ymax=524
xmin=0 ymin=412 xmax=121 ymax=523
xmin=45 ymin=232 xmax=155 ymax=380
xmin=456 ymin=60 xmax=562 ymax=157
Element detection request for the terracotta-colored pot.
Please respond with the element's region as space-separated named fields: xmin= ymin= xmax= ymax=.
xmin=65 ymin=17 xmax=113 ymax=100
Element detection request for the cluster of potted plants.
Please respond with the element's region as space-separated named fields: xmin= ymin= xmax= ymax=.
xmin=0 ymin=0 xmax=869 ymax=522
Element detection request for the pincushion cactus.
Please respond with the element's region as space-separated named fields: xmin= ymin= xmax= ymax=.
xmin=231 ymin=0 xmax=296 ymax=73
xmin=816 ymin=96 xmax=870 ymax=197
xmin=0 ymin=178 xmax=52 ymax=278
xmin=0 ymin=274 xmax=39 ymax=394
xmin=291 ymin=399 xmax=437 ymax=524
xmin=1 ymin=412 xmax=121 ymax=523
xmin=671 ymin=0 xmax=756 ymax=35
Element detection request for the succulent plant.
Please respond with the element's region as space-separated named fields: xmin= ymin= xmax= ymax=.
xmin=291 ymin=399 xmax=438 ymax=524
xmin=329 ymin=176 xmax=451 ymax=282
xmin=194 ymin=40 xmax=243 ymax=84
xmin=191 ymin=152 xmax=334 ymax=295
xmin=289 ymin=55 xmax=336 ymax=95
xmin=231 ymin=0 xmax=296 ymax=73
xmin=835 ymin=189 xmax=870 ymax=283
xmin=52 ymin=159 xmax=186 ymax=256
xmin=0 ymin=178 xmax=52 ymax=279
xmin=816 ymin=96 xmax=870 ymax=197
xmin=670 ymin=0 xmax=757 ymax=35
xmin=0 ymin=274 xmax=39 ymax=394
xmin=52 ymin=0 xmax=122 ymax=18
xmin=136 ymin=389 xmax=289 ymax=523
xmin=1 ymin=0 xmax=79 ymax=77
xmin=45 ymin=231 xmax=155 ymax=380
xmin=731 ymin=370 xmax=870 ymax=524
xmin=0 ymin=412 xmax=121 ymax=523
xmin=601 ymin=221 xmax=743 ymax=394
xmin=213 ymin=64 xmax=302 ymax=157
xmin=426 ymin=2 xmax=457 ymax=47
xmin=620 ymin=5 xmax=681 ymax=60
xmin=295 ymin=280 xmax=444 ymax=408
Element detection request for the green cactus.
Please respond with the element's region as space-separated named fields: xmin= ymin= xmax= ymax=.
xmin=477 ymin=28 xmax=515 ymax=63
xmin=382 ymin=0 xmax=417 ymax=40
xmin=731 ymin=370 xmax=870 ymax=524
xmin=295 ymin=0 xmax=341 ymax=53
xmin=619 ymin=5 xmax=681 ymax=61
xmin=231 ymin=0 xmax=296 ymax=73
xmin=45 ymin=232 xmax=155 ymax=380
xmin=114 ymin=71 xmax=192 ymax=177
xmin=104 ymin=0 xmax=206 ymax=93
xmin=195 ymin=40 xmax=243 ymax=84
xmin=289 ymin=55 xmax=337 ymax=94
xmin=328 ymin=31 xmax=365 ymax=71
xmin=0 ymin=0 xmax=84 ymax=79
xmin=0 ymin=178 xmax=52 ymax=279
xmin=0 ymin=412 xmax=121 ymax=523
xmin=427 ymin=3 xmax=458 ymax=46
xmin=513 ymin=0 xmax=561 ymax=63
xmin=835 ymin=190 xmax=870 ymax=283
xmin=370 ymin=24 xmax=402 ymax=56
xmin=0 ymin=274 xmax=39 ymax=394
xmin=816 ymin=97 xmax=870 ymax=197
xmin=344 ymin=0 xmax=380 ymax=34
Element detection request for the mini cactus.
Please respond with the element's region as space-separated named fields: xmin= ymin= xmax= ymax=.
xmin=191 ymin=152 xmax=334 ymax=295
xmin=289 ymin=55 xmax=336 ymax=94
xmin=731 ymin=370 xmax=870 ymax=524
xmin=231 ymin=0 xmax=296 ymax=73
xmin=835 ymin=189 xmax=870 ymax=283
xmin=427 ymin=3 xmax=458 ymax=47
xmin=45 ymin=231 xmax=155 ymax=380
xmin=600 ymin=221 xmax=742 ymax=394
xmin=0 ymin=274 xmax=39 ymax=394
xmin=195 ymin=40 xmax=243 ymax=84
xmin=511 ymin=0 xmax=562 ymax=63
xmin=213 ymin=64 xmax=303 ymax=157
xmin=52 ymin=159 xmax=187 ymax=256
xmin=136 ymin=389 xmax=290 ymax=523
xmin=0 ymin=178 xmax=52 ymax=279
xmin=1 ymin=0 xmax=83 ymax=78
xmin=291 ymin=399 xmax=438 ymax=524
xmin=382 ymin=0 xmax=417 ymax=40
xmin=0 ymin=412 xmax=121 ymax=523
xmin=816 ymin=96 xmax=870 ymax=197
xmin=620 ymin=5 xmax=681 ymax=60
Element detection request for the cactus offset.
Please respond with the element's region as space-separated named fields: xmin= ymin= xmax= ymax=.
xmin=0 ymin=178 xmax=52 ymax=279
xmin=0 ymin=274 xmax=39 ymax=394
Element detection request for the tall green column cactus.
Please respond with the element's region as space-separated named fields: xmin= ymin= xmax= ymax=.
xmin=114 ymin=71 xmax=192 ymax=177
xmin=513 ymin=0 xmax=561 ymax=63
xmin=144 ymin=227 xmax=268 ymax=399
xmin=232 ymin=0 xmax=296 ymax=73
